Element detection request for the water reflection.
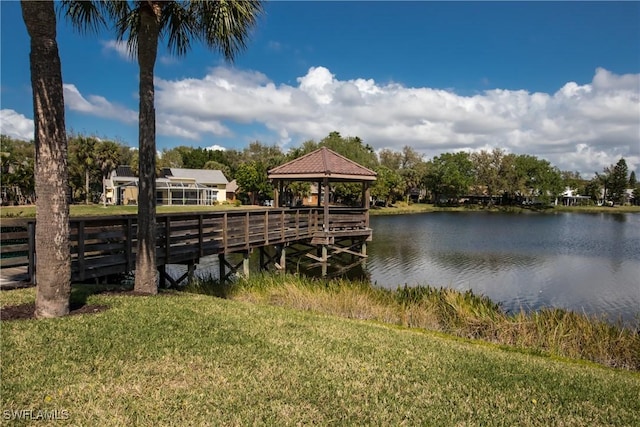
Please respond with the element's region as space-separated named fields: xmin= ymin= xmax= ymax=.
xmin=367 ymin=212 xmax=640 ymax=324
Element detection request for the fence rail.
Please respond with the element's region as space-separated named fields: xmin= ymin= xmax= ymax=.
xmin=1 ymin=207 xmax=370 ymax=283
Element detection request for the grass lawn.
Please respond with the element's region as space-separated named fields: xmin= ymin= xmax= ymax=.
xmin=0 ymin=203 xmax=266 ymax=218
xmin=1 ymin=286 xmax=639 ymax=426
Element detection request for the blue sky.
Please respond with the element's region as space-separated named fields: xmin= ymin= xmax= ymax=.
xmin=1 ymin=1 xmax=639 ymax=177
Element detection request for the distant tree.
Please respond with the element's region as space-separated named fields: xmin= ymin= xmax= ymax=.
xmin=424 ymin=152 xmax=474 ymax=204
xmin=236 ymin=161 xmax=269 ymax=205
xmin=242 ymin=141 xmax=285 ymax=170
xmin=400 ymin=146 xmax=423 ymax=170
xmin=502 ymin=154 xmax=563 ymax=204
xmin=371 ymin=166 xmax=403 ymax=206
xmin=560 ymin=170 xmax=583 ymax=193
xmin=303 ymin=132 xmax=379 ymax=205
xmin=68 ymin=135 xmax=98 ymax=204
xmin=319 ymin=131 xmax=378 ymax=170
xmin=286 ymin=181 xmax=311 ymax=206
xmin=157 ymin=147 xmax=184 ymax=169
xmin=286 ymin=139 xmax=319 ymax=160
xmin=378 ymin=148 xmax=402 ymax=170
xmin=630 ymin=171 xmax=639 ymax=206
xmin=471 ymin=148 xmax=505 ymax=203
xmin=609 ymin=158 xmax=629 ymax=205
xmin=94 ymin=140 xmax=121 ymax=206
xmin=0 ymin=135 xmax=35 ymax=205
xmin=583 ymin=178 xmax=602 ymax=203
xmin=117 ymin=143 xmax=136 ymax=168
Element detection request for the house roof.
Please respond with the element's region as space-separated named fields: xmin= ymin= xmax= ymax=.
xmin=165 ymin=168 xmax=229 ymax=185
xmin=115 ymin=165 xmax=135 ymax=177
xmin=226 ymin=179 xmax=239 ymax=193
xmin=268 ymin=147 xmax=377 ymax=181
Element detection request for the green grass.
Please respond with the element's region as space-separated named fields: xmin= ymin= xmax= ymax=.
xmin=0 ymin=203 xmax=261 ymax=218
xmin=187 ymin=274 xmax=640 ymax=371
xmin=1 ymin=285 xmax=639 ymax=426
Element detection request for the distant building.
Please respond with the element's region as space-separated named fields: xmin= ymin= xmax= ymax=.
xmin=105 ymin=166 xmax=229 ymax=206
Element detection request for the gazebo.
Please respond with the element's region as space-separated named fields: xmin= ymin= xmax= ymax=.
xmin=268 ymin=147 xmax=377 ymax=275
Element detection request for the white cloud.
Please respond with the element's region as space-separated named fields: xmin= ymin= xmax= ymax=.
xmin=63 ymin=84 xmax=137 ymax=123
xmin=59 ymin=66 xmax=640 ymax=177
xmin=0 ymin=109 xmax=34 ymax=140
xmin=100 ymin=40 xmax=133 ymax=62
xmin=205 ymin=145 xmax=226 ymax=151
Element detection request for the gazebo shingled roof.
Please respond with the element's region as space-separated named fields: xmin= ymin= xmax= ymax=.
xmin=268 ymin=147 xmax=377 ymax=181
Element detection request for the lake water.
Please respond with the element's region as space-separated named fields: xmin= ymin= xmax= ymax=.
xmin=367 ymin=212 xmax=640 ymax=325
xmin=172 ymin=211 xmax=640 ymax=325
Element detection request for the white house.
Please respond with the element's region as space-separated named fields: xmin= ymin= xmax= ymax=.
xmin=105 ymin=166 xmax=229 ymax=206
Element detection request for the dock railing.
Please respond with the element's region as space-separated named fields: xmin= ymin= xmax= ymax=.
xmin=0 ymin=207 xmax=370 ymax=283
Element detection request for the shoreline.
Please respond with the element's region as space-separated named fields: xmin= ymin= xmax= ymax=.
xmin=2 ymin=202 xmax=639 ymax=219
xmin=370 ymin=203 xmax=640 ymax=216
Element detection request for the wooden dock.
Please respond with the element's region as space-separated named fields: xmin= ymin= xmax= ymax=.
xmin=1 ymin=207 xmax=371 ymax=286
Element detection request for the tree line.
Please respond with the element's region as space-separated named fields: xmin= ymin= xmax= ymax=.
xmin=3 ymin=131 xmax=637 ymax=208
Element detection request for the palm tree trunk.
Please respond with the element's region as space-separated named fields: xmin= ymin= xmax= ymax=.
xmin=134 ymin=2 xmax=162 ymax=295
xmin=85 ymin=168 xmax=90 ymax=204
xmin=21 ymin=0 xmax=71 ymax=318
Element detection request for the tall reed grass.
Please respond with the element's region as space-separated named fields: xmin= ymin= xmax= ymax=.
xmin=184 ymin=274 xmax=640 ymax=370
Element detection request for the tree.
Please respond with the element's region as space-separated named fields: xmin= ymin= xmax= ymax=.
xmin=424 ymin=152 xmax=474 ymax=204
xmin=378 ymin=148 xmax=402 ymax=170
xmin=1 ymin=135 xmax=35 ymax=205
xmin=94 ymin=139 xmax=121 ymax=206
xmin=157 ymin=147 xmax=184 ymax=169
xmin=21 ymin=0 xmax=71 ymax=318
xmin=471 ymin=148 xmax=505 ymax=204
xmin=319 ymin=131 xmax=378 ymax=170
xmin=609 ymin=158 xmax=629 ymax=205
xmin=68 ymin=135 xmax=98 ymax=204
xmin=236 ymin=161 xmax=266 ymax=205
xmin=371 ymin=166 xmax=403 ymax=206
xmin=105 ymin=0 xmax=263 ymax=294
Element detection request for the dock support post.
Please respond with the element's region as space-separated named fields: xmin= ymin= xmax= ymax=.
xmin=259 ymin=248 xmax=266 ymax=271
xmin=361 ymin=241 xmax=367 ymax=267
xmin=243 ymin=251 xmax=250 ymax=277
xmin=321 ymin=245 xmax=328 ymax=277
xmin=219 ymin=254 xmax=226 ymax=282
xmin=158 ymin=265 xmax=166 ymax=288
xmin=279 ymin=246 xmax=286 ymax=273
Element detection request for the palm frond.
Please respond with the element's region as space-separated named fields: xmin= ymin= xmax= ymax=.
xmin=161 ymin=1 xmax=198 ymax=57
xmin=192 ymin=0 xmax=264 ymax=62
xmin=106 ymin=1 xmax=140 ymax=59
xmin=59 ymin=0 xmax=107 ymax=34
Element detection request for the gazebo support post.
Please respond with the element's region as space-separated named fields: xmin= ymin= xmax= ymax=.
xmin=323 ymin=177 xmax=329 ymax=231
xmin=273 ymin=179 xmax=280 ymax=207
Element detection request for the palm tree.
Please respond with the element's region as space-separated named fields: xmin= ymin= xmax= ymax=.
xmin=105 ymin=1 xmax=263 ymax=294
xmin=69 ymin=135 xmax=97 ymax=204
xmin=94 ymin=139 xmax=121 ymax=206
xmin=20 ymin=0 xmax=71 ymax=318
